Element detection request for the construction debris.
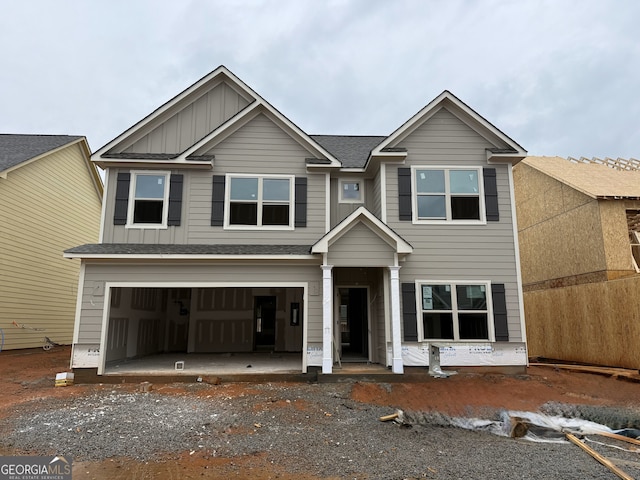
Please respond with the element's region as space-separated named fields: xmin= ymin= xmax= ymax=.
xmin=54 ymin=372 xmax=74 ymax=387
xmin=379 ymin=413 xmax=399 ymax=422
xmin=566 ymin=433 xmax=635 ymax=480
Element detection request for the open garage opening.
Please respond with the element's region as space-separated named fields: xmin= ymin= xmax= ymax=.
xmin=103 ymin=286 xmax=305 ymax=374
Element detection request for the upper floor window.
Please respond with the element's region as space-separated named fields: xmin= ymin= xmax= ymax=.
xmin=128 ymin=171 xmax=170 ymax=227
xmin=339 ymin=179 xmax=363 ymax=203
xmin=412 ymin=167 xmax=484 ymax=223
xmin=419 ymin=281 xmax=490 ymax=341
xmin=226 ymin=175 xmax=294 ymax=229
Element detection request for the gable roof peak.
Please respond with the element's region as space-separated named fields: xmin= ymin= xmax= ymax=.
xmin=371 ymin=89 xmax=526 ymax=163
xmin=93 ymin=65 xmax=341 ymax=168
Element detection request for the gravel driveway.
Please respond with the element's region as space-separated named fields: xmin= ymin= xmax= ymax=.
xmin=2 ymin=381 xmax=639 ymax=479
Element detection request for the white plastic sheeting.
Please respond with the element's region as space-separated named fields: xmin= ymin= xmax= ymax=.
xmin=398 ymin=409 xmax=624 ymax=444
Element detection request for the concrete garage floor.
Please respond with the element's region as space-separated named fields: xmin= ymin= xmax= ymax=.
xmin=106 ymin=352 xmax=304 ymax=375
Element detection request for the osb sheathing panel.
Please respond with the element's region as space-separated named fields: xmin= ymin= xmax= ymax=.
xmin=514 ymin=164 xmax=567 ymax=229
xmin=525 ymin=276 xmax=640 ymax=369
xmin=514 ymin=163 xmax=607 ymax=285
xmin=599 ymin=200 xmax=636 ymax=272
xmin=519 ymin=201 xmax=605 ymax=284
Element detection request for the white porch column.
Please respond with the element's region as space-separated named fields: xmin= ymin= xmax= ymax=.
xmin=321 ymin=265 xmax=334 ymax=374
xmin=389 ymin=266 xmax=404 ymax=374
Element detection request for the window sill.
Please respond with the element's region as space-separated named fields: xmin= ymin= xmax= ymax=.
xmin=412 ymin=219 xmax=487 ymax=226
xmin=224 ymin=225 xmax=295 ymax=231
xmin=125 ymin=224 xmax=169 ymax=230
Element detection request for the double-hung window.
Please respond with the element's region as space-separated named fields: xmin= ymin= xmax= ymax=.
xmin=419 ymin=281 xmax=490 ymax=341
xmin=413 ymin=167 xmax=483 ymax=222
xmin=128 ymin=171 xmax=170 ymax=227
xmin=227 ymin=175 xmax=294 ymax=228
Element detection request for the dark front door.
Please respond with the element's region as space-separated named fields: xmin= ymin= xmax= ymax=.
xmin=254 ymin=296 xmax=277 ymax=349
xmin=338 ymin=288 xmax=368 ymax=360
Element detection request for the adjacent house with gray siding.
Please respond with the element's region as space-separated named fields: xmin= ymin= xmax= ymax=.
xmin=65 ymin=66 xmax=528 ymax=377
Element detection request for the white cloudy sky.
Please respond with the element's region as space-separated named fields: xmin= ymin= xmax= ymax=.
xmin=1 ymin=0 xmax=639 ymax=158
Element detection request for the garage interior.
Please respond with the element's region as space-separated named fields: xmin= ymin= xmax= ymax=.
xmin=103 ymin=286 xmax=305 ymax=374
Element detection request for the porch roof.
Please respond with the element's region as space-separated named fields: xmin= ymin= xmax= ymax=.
xmin=64 ymin=243 xmax=315 ymax=259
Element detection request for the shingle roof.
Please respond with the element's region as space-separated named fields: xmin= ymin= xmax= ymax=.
xmin=310 ymin=135 xmax=386 ymax=168
xmin=64 ymin=243 xmax=314 ymax=256
xmin=0 ymin=134 xmax=83 ymax=173
xmin=523 ymin=156 xmax=640 ymax=199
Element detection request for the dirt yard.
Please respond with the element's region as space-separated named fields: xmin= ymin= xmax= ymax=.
xmin=1 ymin=346 xmax=640 ymax=479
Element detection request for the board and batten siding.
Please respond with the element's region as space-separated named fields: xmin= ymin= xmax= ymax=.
xmin=0 ymin=143 xmax=102 ymax=349
xmin=103 ymin=113 xmax=327 ymax=245
xmin=76 ymin=263 xmax=324 ymax=345
xmin=122 ymin=82 xmax=250 ymax=155
xmin=386 ymin=108 xmax=523 ymax=341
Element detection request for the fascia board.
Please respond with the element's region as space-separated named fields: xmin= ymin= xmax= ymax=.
xmin=94 ymin=158 xmax=213 ymax=170
xmin=77 ymin=137 xmax=104 ymax=199
xmin=63 ymin=252 xmax=319 ymax=261
xmin=486 ymin=152 xmax=527 ymax=165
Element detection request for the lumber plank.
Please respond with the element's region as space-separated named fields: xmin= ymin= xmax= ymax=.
xmin=530 ymin=363 xmax=640 ymax=380
xmin=565 ymin=433 xmax=634 ymax=480
xmin=379 ymin=413 xmax=399 ymax=422
xmin=597 ymin=431 xmax=640 ymax=447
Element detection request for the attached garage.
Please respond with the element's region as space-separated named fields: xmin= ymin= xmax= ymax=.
xmin=105 ymin=286 xmax=304 ymax=363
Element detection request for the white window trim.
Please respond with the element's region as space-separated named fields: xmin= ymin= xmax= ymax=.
xmin=411 ymin=166 xmax=486 ymax=225
xmin=415 ymin=279 xmax=495 ymax=342
xmin=339 ymin=178 xmax=364 ymax=204
xmin=224 ymin=173 xmax=295 ymax=230
xmin=126 ymin=170 xmax=170 ymax=229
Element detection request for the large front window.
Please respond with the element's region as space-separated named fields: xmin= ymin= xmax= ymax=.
xmin=129 ymin=172 xmax=169 ymax=226
xmin=420 ymin=282 xmax=489 ymax=340
xmin=227 ymin=175 xmax=293 ymax=228
xmin=414 ymin=168 xmax=482 ymax=222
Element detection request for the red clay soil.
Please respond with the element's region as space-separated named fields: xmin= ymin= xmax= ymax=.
xmin=1 ymin=346 xmax=640 ymax=479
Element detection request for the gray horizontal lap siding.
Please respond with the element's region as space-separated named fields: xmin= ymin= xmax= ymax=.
xmin=327 ymin=223 xmax=396 ymax=267
xmin=103 ymin=114 xmax=326 ymax=245
xmin=389 ymin=108 xmax=523 ymax=341
xmin=77 ymin=263 xmax=323 ymax=345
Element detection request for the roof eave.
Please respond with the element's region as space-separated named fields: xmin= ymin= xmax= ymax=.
xmin=64 ymin=252 xmax=319 ymax=261
xmin=93 ymin=158 xmax=214 ymax=170
xmin=487 ymin=150 xmax=528 ymax=165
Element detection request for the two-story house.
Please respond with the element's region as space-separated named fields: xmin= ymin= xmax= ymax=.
xmin=1 ymin=134 xmax=102 ymax=350
xmin=64 ymin=66 xmax=528 ymax=378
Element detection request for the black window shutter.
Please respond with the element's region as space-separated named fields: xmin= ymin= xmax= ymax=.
xmin=483 ymin=168 xmax=499 ymax=221
xmin=295 ymin=177 xmax=307 ymax=227
xmin=398 ymin=168 xmax=412 ymax=221
xmin=167 ymin=174 xmax=183 ymax=226
xmin=401 ymin=282 xmax=418 ymax=341
xmin=211 ymin=175 xmax=225 ymax=226
xmin=492 ymin=283 xmax=509 ymax=341
xmin=113 ymin=172 xmax=130 ymax=225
